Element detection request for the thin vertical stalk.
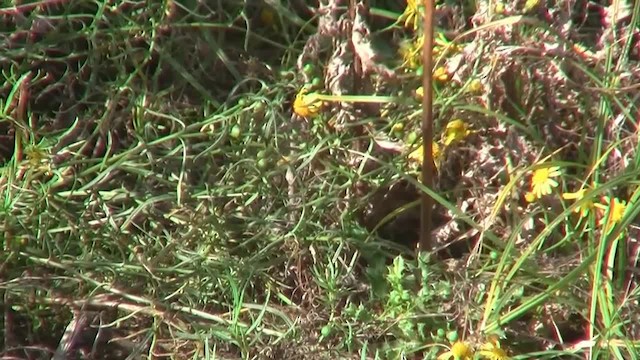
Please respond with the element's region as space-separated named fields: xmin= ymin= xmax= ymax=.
xmin=419 ymin=0 xmax=435 ymax=253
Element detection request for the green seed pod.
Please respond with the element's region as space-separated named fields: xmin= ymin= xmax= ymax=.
xmin=446 ymin=330 xmax=459 ymax=342
xmin=254 ymin=101 xmax=266 ymax=114
xmin=320 ymin=324 xmax=332 ymax=337
xmin=229 ymin=124 xmax=241 ymax=139
xmin=406 ymin=131 xmax=418 ymax=145
xmin=303 ymin=63 xmax=315 ymax=75
xmin=490 ymin=251 xmax=499 ymax=261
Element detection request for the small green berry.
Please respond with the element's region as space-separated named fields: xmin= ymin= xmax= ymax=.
xmin=490 ymin=250 xmax=499 ymax=261
xmin=513 ymin=286 xmax=525 ymax=299
xmin=311 ymin=77 xmax=322 ymax=87
xmin=320 ymin=324 xmax=332 ymax=338
xmin=254 ymin=101 xmax=266 ymax=114
xmin=436 ymin=328 xmax=446 ymax=338
xmin=229 ymin=124 xmax=241 ymax=139
xmin=256 ymin=158 xmax=267 ymax=169
xmin=238 ymin=98 xmax=247 ymax=107
xmin=406 ymin=131 xmax=418 ymax=145
xmin=446 ymin=330 xmax=459 ymax=342
xmin=303 ymin=63 xmax=314 ymax=75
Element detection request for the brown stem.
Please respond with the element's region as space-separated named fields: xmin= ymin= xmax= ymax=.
xmin=419 ymin=0 xmax=435 ymax=253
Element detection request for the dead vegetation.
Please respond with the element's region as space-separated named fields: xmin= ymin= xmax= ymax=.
xmin=1 ymin=0 xmax=640 ymax=359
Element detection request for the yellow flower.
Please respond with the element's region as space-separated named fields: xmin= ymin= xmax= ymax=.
xmin=408 ymin=141 xmax=442 ymax=170
xmin=466 ymin=79 xmax=483 ymax=94
xmin=438 ymin=341 xmax=474 ymax=360
xmin=399 ymin=40 xmax=415 ymax=68
xmin=442 ymin=119 xmax=473 ymax=146
xmin=434 ymin=66 xmax=449 ymax=82
xmin=595 ymin=197 xmax=627 ymax=233
xmin=293 ymin=87 xmax=323 ymax=118
xmin=398 ymin=0 xmax=421 ymax=30
xmin=415 ymin=86 xmax=424 ymax=99
xmin=399 ymin=36 xmax=423 ymax=69
xmin=523 ymin=0 xmax=540 ymax=12
xmin=525 ymin=165 xmax=561 ymax=202
xmin=434 ymin=33 xmax=462 ymax=56
xmin=562 ymin=189 xmax=594 ymax=218
xmin=478 ymin=339 xmax=509 ymax=360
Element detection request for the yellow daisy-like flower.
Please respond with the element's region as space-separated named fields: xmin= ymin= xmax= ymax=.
xmin=434 ymin=66 xmax=449 ymax=82
xmin=562 ymin=189 xmax=594 ymax=218
xmin=408 ymin=141 xmax=442 ymax=171
xmin=524 ymin=165 xmax=561 ymax=202
xmin=438 ymin=341 xmax=474 ymax=360
xmin=398 ymin=0 xmax=421 ymax=30
xmin=442 ymin=119 xmax=473 ymax=146
xmin=595 ymin=197 xmax=627 ymax=233
xmin=293 ymin=87 xmax=323 ymax=118
xmin=478 ymin=339 xmax=510 ymax=360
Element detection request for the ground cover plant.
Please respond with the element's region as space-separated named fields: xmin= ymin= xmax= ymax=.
xmin=1 ymin=0 xmax=640 ymax=359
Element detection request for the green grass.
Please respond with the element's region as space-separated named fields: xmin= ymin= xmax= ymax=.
xmin=1 ymin=0 xmax=640 ymax=359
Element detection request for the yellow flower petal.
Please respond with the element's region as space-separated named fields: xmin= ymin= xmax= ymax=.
xmin=562 ymin=189 xmax=594 ymax=217
xmin=442 ymin=119 xmax=473 ymax=146
xmin=525 ymin=191 xmax=536 ymax=203
xmin=597 ymin=197 xmax=627 ymax=233
xmin=562 ymin=189 xmax=585 ymax=200
xmin=408 ymin=142 xmax=441 ymax=169
xmin=438 ymin=341 xmax=474 ymax=360
xmin=434 ymin=66 xmax=449 ymax=82
xmin=478 ymin=340 xmax=509 ymax=360
xmin=293 ymin=88 xmax=323 ymax=118
xmin=398 ymin=0 xmax=421 ymax=30
xmin=466 ymin=79 xmax=483 ymax=94
xmin=399 ymin=36 xmax=423 ymax=69
xmin=528 ymin=165 xmax=561 ymax=201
